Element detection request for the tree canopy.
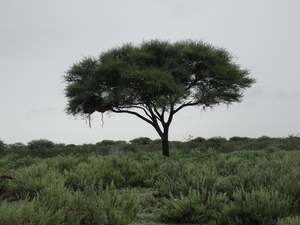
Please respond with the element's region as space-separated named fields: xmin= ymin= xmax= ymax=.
xmin=63 ymin=39 xmax=255 ymax=156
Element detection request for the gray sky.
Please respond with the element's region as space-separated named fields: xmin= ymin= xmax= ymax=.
xmin=1 ymin=1 xmax=300 ymax=145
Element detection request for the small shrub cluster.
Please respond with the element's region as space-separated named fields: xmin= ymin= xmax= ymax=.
xmin=154 ymin=150 xmax=300 ymax=225
xmin=63 ymin=154 xmax=161 ymax=190
xmin=1 ymin=157 xmax=141 ymax=225
xmin=0 ymin=183 xmax=139 ymax=225
xmin=27 ymin=139 xmax=55 ymax=150
xmin=130 ymin=137 xmax=152 ymax=145
xmin=0 ymin=140 xmax=5 ymax=155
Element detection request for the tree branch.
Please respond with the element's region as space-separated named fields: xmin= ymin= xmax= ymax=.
xmin=173 ymin=101 xmax=201 ymax=114
xmin=129 ymin=105 xmax=153 ymax=120
xmin=152 ymin=104 xmax=164 ymax=122
xmin=111 ymin=108 xmax=154 ymax=125
xmin=145 ymin=104 xmax=165 ymax=138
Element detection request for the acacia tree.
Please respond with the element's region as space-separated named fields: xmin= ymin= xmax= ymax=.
xmin=63 ymin=39 xmax=255 ymax=157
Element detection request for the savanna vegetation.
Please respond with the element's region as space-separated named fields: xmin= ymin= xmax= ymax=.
xmin=1 ymin=135 xmax=300 ymax=225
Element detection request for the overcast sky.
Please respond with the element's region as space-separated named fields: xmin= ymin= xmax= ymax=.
xmin=1 ymin=1 xmax=299 ymax=145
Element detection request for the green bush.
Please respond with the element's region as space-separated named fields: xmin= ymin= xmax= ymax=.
xmin=47 ymin=155 xmax=84 ymax=173
xmin=63 ymin=183 xmax=140 ymax=225
xmin=0 ymin=140 xmax=5 ymax=154
xmin=100 ymin=183 xmax=140 ymax=225
xmin=6 ymin=162 xmax=58 ymax=200
xmin=159 ymin=186 xmax=295 ymax=225
xmin=154 ymin=159 xmax=218 ymax=198
xmin=12 ymin=156 xmax=37 ymax=168
xmin=204 ymin=136 xmax=227 ymax=150
xmin=130 ymin=137 xmax=152 ymax=145
xmin=122 ymin=144 xmax=140 ymax=153
xmin=187 ymin=136 xmax=206 ymax=149
xmin=159 ymin=188 xmax=229 ymax=224
xmin=64 ymin=155 xmax=155 ymax=190
xmin=8 ymin=142 xmax=26 ymax=149
xmin=229 ymin=136 xmax=251 ymax=141
xmin=277 ymin=216 xmax=300 ymax=225
xmin=227 ymin=187 xmax=293 ymax=225
xmin=1 ymin=156 xmax=140 ymax=225
xmin=1 ymin=183 xmax=140 ymax=225
xmin=27 ymin=139 xmax=54 ymax=150
xmin=0 ymin=198 xmax=64 ymax=225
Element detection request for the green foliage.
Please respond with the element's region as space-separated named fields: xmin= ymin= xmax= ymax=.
xmin=1 ymin=157 xmax=140 ymax=225
xmin=0 ymin=140 xmax=5 ymax=154
xmin=186 ymin=136 xmax=206 ymax=150
xmin=96 ymin=183 xmax=140 ymax=225
xmin=8 ymin=142 xmax=27 ymax=149
xmin=159 ymin=188 xmax=229 ymax=224
xmin=204 ymin=136 xmax=227 ymax=149
xmin=227 ymin=187 xmax=293 ymax=225
xmin=12 ymin=156 xmax=38 ymax=168
xmin=58 ymin=183 xmax=140 ymax=225
xmin=0 ymin=183 xmax=139 ymax=225
xmin=277 ymin=216 xmax=300 ymax=225
xmin=229 ymin=136 xmax=251 ymax=141
xmin=155 ymin=151 xmax=299 ymax=225
xmin=6 ymin=162 xmax=56 ymax=199
xmin=63 ymin=39 xmax=255 ymax=156
xmin=130 ymin=137 xmax=152 ymax=145
xmin=46 ymin=155 xmax=84 ymax=173
xmin=27 ymin=139 xmax=54 ymax=154
xmin=100 ymin=139 xmax=118 ymax=146
xmin=3 ymin=136 xmax=300 ymax=158
xmin=154 ymin=159 xmax=218 ymax=198
xmin=153 ymin=149 xmax=300 ymax=224
xmin=64 ymin=39 xmax=254 ymax=114
xmin=2 ymin=139 xmax=300 ymax=224
xmin=64 ymin=154 xmax=158 ymax=190
xmin=0 ymin=198 xmax=64 ymax=225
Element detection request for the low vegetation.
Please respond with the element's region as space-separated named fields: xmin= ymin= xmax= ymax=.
xmin=1 ymin=135 xmax=300 ymax=224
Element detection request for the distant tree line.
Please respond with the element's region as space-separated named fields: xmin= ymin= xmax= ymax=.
xmin=1 ymin=135 xmax=300 ymax=158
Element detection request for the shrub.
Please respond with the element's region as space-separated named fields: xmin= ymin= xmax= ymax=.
xmin=186 ymin=136 xmax=206 ymax=149
xmin=1 ymin=182 xmax=140 ymax=225
xmin=46 ymin=155 xmax=83 ymax=173
xmin=65 ymin=183 xmax=140 ymax=225
xmin=27 ymin=139 xmax=54 ymax=150
xmin=217 ymin=141 xmax=237 ymax=153
xmin=154 ymin=159 xmax=218 ymax=198
xmin=122 ymin=144 xmax=140 ymax=153
xmin=100 ymin=183 xmax=140 ymax=225
xmin=257 ymin=135 xmax=272 ymax=141
xmin=0 ymin=199 xmax=64 ymax=225
xmin=66 ymin=144 xmax=76 ymax=147
xmin=8 ymin=142 xmax=27 ymax=149
xmin=64 ymin=155 xmax=153 ymax=190
xmin=159 ymin=188 xmax=229 ymax=224
xmin=277 ymin=216 xmax=300 ymax=225
xmin=204 ymin=136 xmax=227 ymax=150
xmin=227 ymin=187 xmax=293 ymax=225
xmin=0 ymin=140 xmax=4 ymax=155
xmin=191 ymin=136 xmax=206 ymax=142
xmin=100 ymin=140 xmax=117 ymax=146
xmin=130 ymin=137 xmax=152 ymax=145
xmin=6 ymin=162 xmax=57 ymax=200
xmin=229 ymin=136 xmax=251 ymax=141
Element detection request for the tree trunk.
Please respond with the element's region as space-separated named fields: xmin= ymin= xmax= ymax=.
xmin=161 ymin=127 xmax=170 ymax=157
xmin=161 ymin=137 xmax=169 ymax=157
